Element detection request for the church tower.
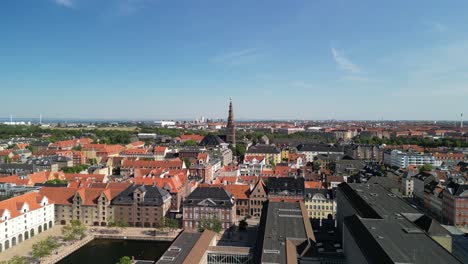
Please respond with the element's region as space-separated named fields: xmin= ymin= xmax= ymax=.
xmin=226 ymin=98 xmax=236 ymax=146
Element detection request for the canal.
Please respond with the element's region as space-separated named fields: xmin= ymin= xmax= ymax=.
xmin=58 ymin=239 xmax=171 ymax=264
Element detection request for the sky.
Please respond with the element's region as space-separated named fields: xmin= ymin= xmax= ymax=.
xmin=1 ymin=0 xmax=468 ymax=121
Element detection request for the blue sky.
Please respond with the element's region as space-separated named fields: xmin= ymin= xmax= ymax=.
xmin=1 ymin=0 xmax=467 ymax=120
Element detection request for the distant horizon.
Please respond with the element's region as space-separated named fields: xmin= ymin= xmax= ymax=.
xmin=0 ymin=117 xmax=465 ymax=123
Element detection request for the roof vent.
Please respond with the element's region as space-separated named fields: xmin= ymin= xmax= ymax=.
xmin=402 ymin=228 xmax=424 ymax=234
xmin=160 ymin=256 xmax=175 ymax=261
xmin=263 ymin=249 xmax=280 ymax=254
xmin=369 ymin=193 xmax=378 ymax=197
xmin=168 ymin=247 xmax=181 ymax=252
xmin=387 ymin=193 xmax=396 ymax=198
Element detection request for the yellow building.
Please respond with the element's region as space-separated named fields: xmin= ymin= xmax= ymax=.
xmin=304 ymin=189 xmax=336 ymax=219
xmin=245 ymin=145 xmax=282 ymax=165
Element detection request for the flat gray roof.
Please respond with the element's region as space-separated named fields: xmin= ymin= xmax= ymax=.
xmin=156 ymin=232 xmax=202 ymax=264
xmin=259 ymin=202 xmax=309 ymax=264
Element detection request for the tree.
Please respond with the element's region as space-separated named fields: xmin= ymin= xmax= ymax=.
xmin=182 ymin=140 xmax=198 ymax=146
xmin=198 ymin=216 xmax=222 ymax=233
xmin=0 ymin=255 xmax=28 ymax=264
xmin=118 ymin=256 xmax=132 ymax=264
xmin=161 ymin=217 xmax=179 ymax=232
xmin=183 ymin=158 xmax=192 ymax=169
xmin=419 ymin=164 xmax=433 ymax=173
xmin=238 ymin=219 xmax=248 ymax=231
xmin=3 ymin=156 xmax=11 ymax=164
xmin=45 ymin=179 xmax=68 ymax=185
xmin=62 ymin=220 xmax=87 ymax=241
xmin=32 ymin=236 xmax=59 ymax=260
xmin=72 ymin=145 xmax=82 ymax=151
xmin=312 ymin=161 xmax=322 ymax=171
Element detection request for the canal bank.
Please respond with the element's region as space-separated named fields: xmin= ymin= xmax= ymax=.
xmin=56 ymin=239 xmax=172 ymax=264
xmin=41 ymin=227 xmax=181 ymax=264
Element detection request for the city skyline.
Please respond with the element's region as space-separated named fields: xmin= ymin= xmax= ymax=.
xmin=1 ymin=1 xmax=468 ymax=120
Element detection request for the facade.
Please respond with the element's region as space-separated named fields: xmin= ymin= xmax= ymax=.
xmin=386 ymin=149 xmax=439 ymax=168
xmin=249 ymin=179 xmax=267 ymax=217
xmin=443 ymin=183 xmax=468 ymax=226
xmin=39 ymin=183 xmax=129 ymax=226
xmin=344 ymin=144 xmax=382 ymax=161
xmin=0 ymin=192 xmax=54 ymax=253
xmin=245 ymin=145 xmax=281 ymax=165
xmin=304 ymin=188 xmax=336 ymax=219
xmin=182 ymin=186 xmax=236 ymax=230
xmin=266 ymin=177 xmax=305 ymax=202
xmin=224 ymin=184 xmax=250 ymax=217
xmin=296 ymin=144 xmax=344 ymax=162
xmin=225 ymin=99 xmax=236 ymax=146
xmin=112 ymin=185 xmax=172 ymax=227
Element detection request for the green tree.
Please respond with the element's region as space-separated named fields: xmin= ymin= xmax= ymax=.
xmin=161 ymin=217 xmax=179 ymax=232
xmin=182 ymin=140 xmax=198 ymax=146
xmin=72 ymin=145 xmax=82 ymax=151
xmin=118 ymin=256 xmax=132 ymax=264
xmin=238 ymin=219 xmax=248 ymax=231
xmin=45 ymin=179 xmax=68 ymax=185
xmin=32 ymin=236 xmax=59 ymax=260
xmin=3 ymin=156 xmax=11 ymax=164
xmin=198 ymin=216 xmax=222 ymax=233
xmin=61 ymin=220 xmax=87 ymax=241
xmin=183 ymin=158 xmax=192 ymax=169
xmin=0 ymin=255 xmax=28 ymax=264
xmin=419 ymin=164 xmax=433 ymax=173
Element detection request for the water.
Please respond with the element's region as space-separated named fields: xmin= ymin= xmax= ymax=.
xmin=57 ymin=239 xmax=171 ymax=264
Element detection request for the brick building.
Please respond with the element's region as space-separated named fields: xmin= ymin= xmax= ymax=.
xmin=183 ymin=186 xmax=236 ymax=230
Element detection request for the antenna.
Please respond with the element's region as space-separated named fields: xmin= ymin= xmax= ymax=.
xmin=40 ymin=114 xmax=42 ymax=125
xmin=461 ymin=113 xmax=464 ymax=129
xmin=10 ymin=115 xmax=13 ymax=124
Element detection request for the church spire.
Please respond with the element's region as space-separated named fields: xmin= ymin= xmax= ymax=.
xmin=226 ymin=98 xmax=236 ymax=146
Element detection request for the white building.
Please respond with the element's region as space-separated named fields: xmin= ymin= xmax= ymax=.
xmin=388 ymin=150 xmax=440 ymax=168
xmin=154 ymin=120 xmax=176 ymax=128
xmin=0 ymin=192 xmax=54 ymax=252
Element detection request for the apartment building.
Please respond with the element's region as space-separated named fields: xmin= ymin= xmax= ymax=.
xmin=112 ymin=185 xmax=172 ymax=227
xmin=182 ymin=186 xmax=236 ymax=230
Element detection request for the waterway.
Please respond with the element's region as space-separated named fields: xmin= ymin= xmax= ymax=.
xmin=57 ymin=239 xmax=171 ymax=264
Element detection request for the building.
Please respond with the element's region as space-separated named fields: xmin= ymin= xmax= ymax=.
xmin=39 ymin=183 xmax=129 ymax=226
xmin=112 ymin=185 xmax=172 ymax=227
xmin=337 ymin=182 xmax=460 ymax=264
xmin=0 ymin=192 xmax=54 ymax=253
xmin=245 ymin=145 xmax=281 ymax=165
xmin=225 ymin=98 xmax=236 ymax=146
xmin=255 ymin=201 xmax=316 ymax=264
xmin=443 ymin=182 xmax=468 ymax=226
xmin=182 ymin=186 xmax=236 ymax=230
xmin=305 ymin=188 xmax=336 ymax=219
xmin=224 ymin=184 xmax=250 ymax=217
xmin=296 ymin=144 xmax=344 ymax=162
xmin=156 ymin=230 xmax=217 ymax=264
xmin=249 ymin=179 xmax=267 ymax=217
xmin=154 ymin=120 xmax=176 ymax=128
xmin=266 ymin=177 xmax=305 ymax=202
xmin=385 ymin=150 xmax=439 ymax=168
xmin=344 ymin=144 xmax=382 ymax=161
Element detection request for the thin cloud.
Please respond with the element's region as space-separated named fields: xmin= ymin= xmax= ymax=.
xmin=54 ymin=0 xmax=73 ymax=8
xmin=212 ymin=49 xmax=260 ymax=65
xmin=331 ymin=47 xmax=362 ymax=74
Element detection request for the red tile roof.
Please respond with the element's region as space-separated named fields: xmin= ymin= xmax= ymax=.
xmin=0 ymin=192 xmax=49 ymax=220
xmin=224 ymin=184 xmax=250 ymax=200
